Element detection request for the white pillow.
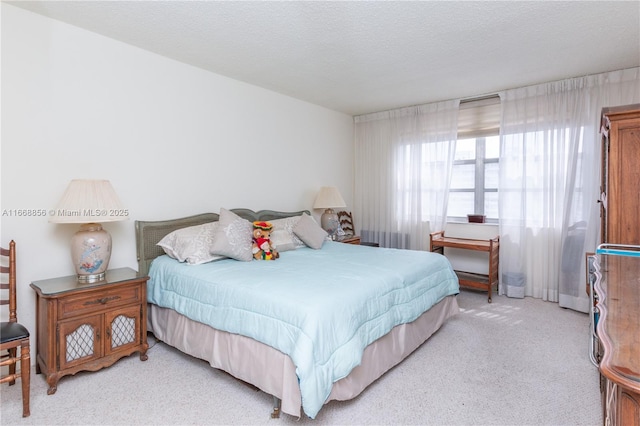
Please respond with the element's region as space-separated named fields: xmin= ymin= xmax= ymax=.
xmin=269 ymin=229 xmax=296 ymax=253
xmin=157 ymin=222 xmax=227 ymax=265
xmin=270 ymin=216 xmax=306 ymax=249
xmin=210 ymin=208 xmax=254 ymax=261
xmin=293 ymin=213 xmax=328 ymax=249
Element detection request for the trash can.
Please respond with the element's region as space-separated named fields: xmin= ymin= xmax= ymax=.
xmin=502 ymin=272 xmax=525 ymax=298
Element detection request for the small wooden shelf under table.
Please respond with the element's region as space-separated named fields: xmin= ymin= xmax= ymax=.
xmin=429 ymin=231 xmax=499 ymax=302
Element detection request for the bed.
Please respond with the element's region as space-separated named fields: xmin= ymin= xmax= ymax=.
xmin=135 ymin=208 xmax=460 ymax=419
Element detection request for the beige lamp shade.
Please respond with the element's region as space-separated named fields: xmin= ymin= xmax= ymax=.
xmin=313 ymin=186 xmax=346 ymax=210
xmin=313 ymin=186 xmax=346 ymax=236
xmin=49 ymin=179 xmax=127 ymax=224
xmin=50 ymin=180 xmax=127 ymax=283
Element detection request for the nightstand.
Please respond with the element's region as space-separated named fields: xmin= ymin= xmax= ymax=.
xmin=30 ymin=267 xmax=148 ymax=395
xmin=335 ymin=235 xmax=361 ymax=245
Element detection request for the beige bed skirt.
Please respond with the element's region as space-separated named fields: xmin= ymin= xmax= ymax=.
xmin=148 ymin=294 xmax=459 ymax=418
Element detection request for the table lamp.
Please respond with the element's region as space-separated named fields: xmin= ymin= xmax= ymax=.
xmin=49 ymin=179 xmax=127 ymax=283
xmin=313 ymin=186 xmax=346 ymax=236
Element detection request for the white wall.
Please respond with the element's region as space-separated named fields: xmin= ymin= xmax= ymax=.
xmin=0 ymin=4 xmax=354 ymax=362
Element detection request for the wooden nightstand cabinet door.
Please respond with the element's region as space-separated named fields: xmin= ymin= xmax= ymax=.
xmin=58 ymin=315 xmax=102 ymax=371
xmin=105 ymin=305 xmax=141 ymax=356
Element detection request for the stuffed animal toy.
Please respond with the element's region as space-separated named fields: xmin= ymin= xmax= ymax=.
xmin=252 ymin=221 xmax=279 ymax=260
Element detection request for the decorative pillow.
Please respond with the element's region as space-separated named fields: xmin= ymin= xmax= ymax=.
xmin=210 ymin=208 xmax=254 ymax=261
xmin=157 ymin=222 xmax=227 ymax=265
xmin=293 ymin=213 xmax=328 ymax=249
xmin=269 ymin=229 xmax=296 ymax=253
xmin=270 ymin=216 xmax=306 ymax=249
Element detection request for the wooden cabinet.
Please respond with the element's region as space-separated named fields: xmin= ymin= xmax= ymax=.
xmin=600 ymin=104 xmax=640 ymax=245
xmin=429 ymin=231 xmax=499 ymax=302
xmin=592 ymin=247 xmax=640 ymax=425
xmin=596 ymin=105 xmax=640 ymax=424
xmin=30 ymin=268 xmax=148 ymax=395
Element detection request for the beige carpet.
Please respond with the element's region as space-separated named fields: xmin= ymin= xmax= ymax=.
xmin=0 ymin=290 xmax=601 ymax=425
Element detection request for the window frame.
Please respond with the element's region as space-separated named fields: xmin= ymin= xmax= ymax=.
xmin=448 ymin=96 xmax=501 ymax=224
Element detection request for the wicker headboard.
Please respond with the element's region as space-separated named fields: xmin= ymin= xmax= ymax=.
xmin=134 ymin=208 xmax=310 ymax=276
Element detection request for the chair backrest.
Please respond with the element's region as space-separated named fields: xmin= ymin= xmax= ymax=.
xmin=1 ymin=240 xmax=17 ymax=323
xmin=337 ymin=211 xmax=355 ymax=236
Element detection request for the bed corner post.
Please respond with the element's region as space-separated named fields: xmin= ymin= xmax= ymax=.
xmin=271 ymin=396 xmax=281 ymax=419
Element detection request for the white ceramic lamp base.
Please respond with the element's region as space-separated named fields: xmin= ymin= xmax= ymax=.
xmin=70 ymin=223 xmax=112 ymax=283
xmin=320 ymin=208 xmax=340 ymax=237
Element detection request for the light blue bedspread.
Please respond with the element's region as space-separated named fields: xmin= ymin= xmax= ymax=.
xmin=147 ymin=241 xmax=459 ymax=418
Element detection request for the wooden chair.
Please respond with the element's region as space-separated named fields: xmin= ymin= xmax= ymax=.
xmin=337 ymin=211 xmax=380 ymax=247
xmin=1 ymin=240 xmax=30 ymax=417
xmin=337 ymin=211 xmax=355 ymax=236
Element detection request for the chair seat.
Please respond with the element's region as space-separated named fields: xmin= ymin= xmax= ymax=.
xmin=0 ymin=321 xmax=30 ymax=344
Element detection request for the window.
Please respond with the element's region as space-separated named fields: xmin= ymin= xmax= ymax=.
xmin=447 ymin=97 xmax=501 ymax=222
xmin=448 ymin=134 xmax=499 ymax=221
xmin=500 ymin=126 xmax=587 ymax=228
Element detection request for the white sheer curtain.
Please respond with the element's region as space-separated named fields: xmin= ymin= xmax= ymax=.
xmin=499 ymin=67 xmax=640 ymax=312
xmin=354 ymin=100 xmax=459 ymax=250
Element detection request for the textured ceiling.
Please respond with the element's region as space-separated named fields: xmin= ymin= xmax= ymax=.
xmin=8 ymin=1 xmax=640 ymax=116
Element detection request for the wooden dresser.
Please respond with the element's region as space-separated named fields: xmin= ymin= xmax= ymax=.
xmin=592 ymin=247 xmax=640 ymax=425
xmin=593 ymin=104 xmax=640 ymax=425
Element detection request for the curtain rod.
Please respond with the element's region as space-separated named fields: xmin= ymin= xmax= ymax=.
xmin=355 ymin=93 xmax=500 ymax=119
xmin=460 ymin=94 xmax=500 ymax=104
